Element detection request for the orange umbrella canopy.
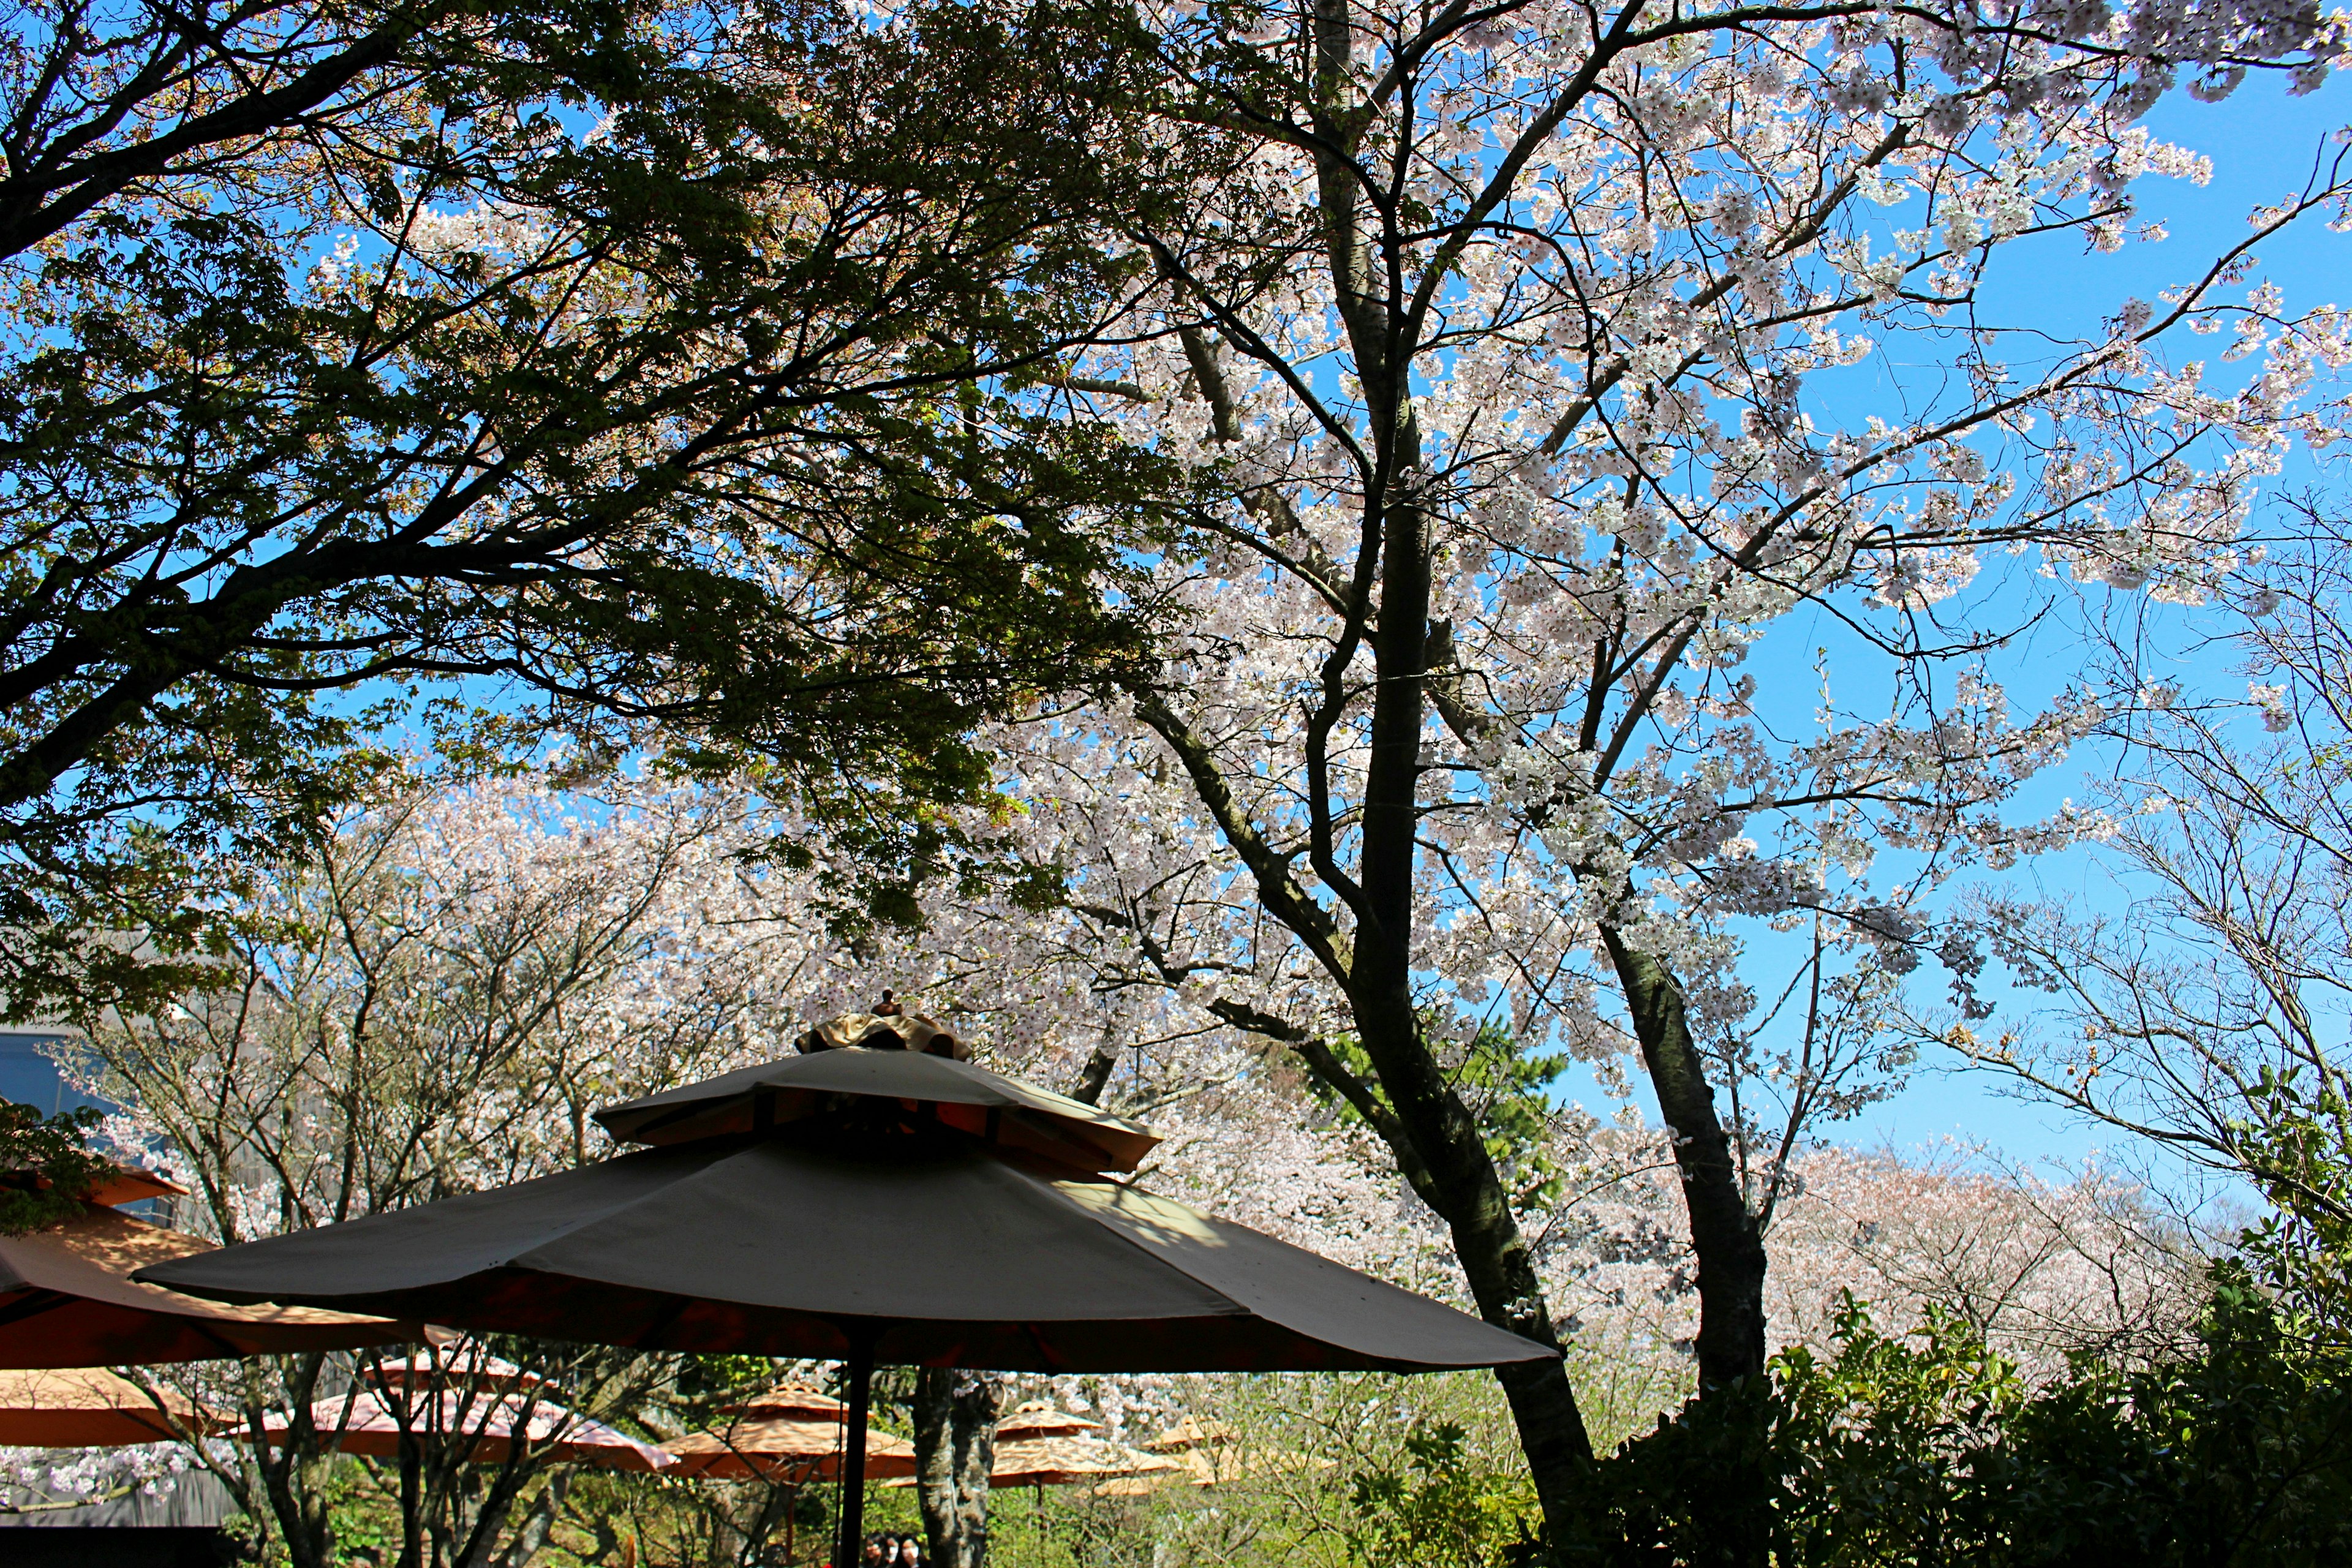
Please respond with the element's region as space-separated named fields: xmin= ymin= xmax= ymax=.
xmin=264 ymin=1389 xmax=673 ymax=1472
xmin=722 ymin=1381 xmax=847 ymax=1419
xmin=993 ymin=1400 xmax=1102 ymax=1442
xmin=0 ymin=1366 xmax=213 ymax=1447
xmin=987 ymin=1434 xmax=1182 ymax=1489
xmin=664 ymin=1415 xmax=917 ymax=1482
xmin=0 ymin=1201 xmax=410 ymax=1368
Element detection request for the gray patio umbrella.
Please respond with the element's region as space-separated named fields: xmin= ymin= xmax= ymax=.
xmin=138 ymin=1037 xmax=1555 ymax=1562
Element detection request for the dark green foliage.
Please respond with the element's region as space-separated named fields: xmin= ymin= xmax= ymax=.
xmin=0 ymin=1101 xmax=111 ymax=1234
xmin=0 ymin=0 xmax=1193 ymax=1019
xmin=1308 ymin=1019 xmax=1572 ymax=1208
xmin=1547 ymin=1282 xmax=2352 ymax=1567
xmin=1347 ymin=1418 xmax=1542 ymax=1568
xmin=2232 ymin=1065 xmax=2352 ymax=1352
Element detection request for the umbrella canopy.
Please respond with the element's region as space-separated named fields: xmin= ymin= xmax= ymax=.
xmin=0 ymin=1365 xmax=214 ymax=1447
xmin=1144 ymin=1415 xmax=1239 ymax=1453
xmin=722 ymin=1381 xmax=846 ymax=1420
xmin=987 ymin=1434 xmax=1180 ymax=1489
xmin=368 ymin=1345 xmax=549 ymax=1393
xmin=663 ymin=1414 xmax=918 ymax=1482
xmin=1095 ymin=1443 xmax=1329 ymax=1494
xmin=265 ymin=1389 xmax=673 ymax=1472
xmin=1098 ymin=1417 xmax=1332 ymax=1494
xmin=994 ymin=1400 xmax=1102 ymax=1442
xmin=134 ymin=1133 xmax=1542 ymax=1374
xmin=83 ymin=1165 xmax=187 ymax=1209
xmin=0 ymin=1201 xmax=410 ymax=1367
xmin=136 ymin=1041 xmax=1555 ymax=1564
xmin=800 ymin=1008 xmax=967 ymax=1059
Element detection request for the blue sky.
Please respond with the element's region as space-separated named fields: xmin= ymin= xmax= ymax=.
xmin=1863 ymin=71 xmax=2352 ymax=1175
xmin=1538 ymin=69 xmax=2352 ymax=1196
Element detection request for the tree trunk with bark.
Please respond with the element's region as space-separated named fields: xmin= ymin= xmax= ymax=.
xmin=1601 ymin=928 xmax=1768 ymax=1389
xmin=252 ymin=1354 xmax=336 ymax=1568
xmin=912 ymin=1369 xmax=1000 ymax=1568
xmin=1343 ymin=483 xmax=1599 ymax=1535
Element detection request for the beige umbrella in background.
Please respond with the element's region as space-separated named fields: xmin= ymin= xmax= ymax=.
xmin=718 ymin=1381 xmax=851 ymax=1421
xmin=992 ymin=1400 xmax=1101 ymax=1444
xmin=1099 ymin=1413 xmax=1332 ymax=1493
xmin=989 ymin=1432 xmax=1182 ymax=1489
xmin=1145 ymin=1414 xmax=1239 ymax=1454
xmin=666 ymin=1390 xmax=918 ymax=1567
xmin=368 ymin=1344 xmax=551 ymax=1395
xmin=987 ymin=1400 xmax=1178 ymax=1487
xmin=908 ymin=1398 xmax=1180 ymax=1561
xmin=261 ymin=1389 xmax=673 ymax=1472
xmin=884 ymin=1400 xmax=1178 ymax=1490
xmin=0 ymin=1366 xmax=217 ymax=1447
xmin=665 ymin=1412 xmax=916 ymax=1482
xmin=1095 ymin=1415 xmax=1244 ymax=1493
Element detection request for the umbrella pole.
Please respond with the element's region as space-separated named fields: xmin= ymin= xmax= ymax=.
xmin=835 ymin=1333 xmax=875 ymax=1568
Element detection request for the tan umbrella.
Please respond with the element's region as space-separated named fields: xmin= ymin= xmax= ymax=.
xmin=0 ymin=1200 xmax=410 ymax=1367
xmin=0 ymin=1365 xmax=214 ymax=1447
xmin=987 ymin=1434 xmax=1181 ymax=1489
xmin=881 ymin=1406 xmax=1167 ymax=1491
xmin=1095 ymin=1415 xmax=1238 ymax=1493
xmin=1144 ymin=1415 xmax=1239 ymax=1454
xmin=722 ymin=1381 xmax=848 ymax=1419
xmin=262 ymin=1388 xmax=673 ymax=1472
xmin=1097 ymin=1416 xmax=1332 ymax=1494
xmin=368 ymin=1344 xmax=551 ymax=1393
xmin=993 ymin=1400 xmax=1101 ymax=1442
xmin=675 ymin=1380 xmax=913 ymax=1480
xmin=663 ymin=1414 xmax=917 ymax=1481
xmin=667 ymin=1382 xmax=914 ymax=1568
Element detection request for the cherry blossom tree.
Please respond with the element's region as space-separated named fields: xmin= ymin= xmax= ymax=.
xmin=978 ymin=0 xmax=2352 ymax=1528
xmin=1760 ymin=1145 xmax=2205 ymax=1374
xmin=47 ymin=758 xmax=2228 ymax=1556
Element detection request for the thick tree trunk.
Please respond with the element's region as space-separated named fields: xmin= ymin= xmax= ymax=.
xmin=1346 ymin=976 xmax=1597 ymax=1536
xmin=255 ymin=1354 xmax=336 ymax=1568
xmin=1342 ymin=427 xmax=1594 ymax=1538
xmin=913 ymin=1368 xmax=999 ymax=1568
xmin=1600 ymin=927 xmax=1768 ymax=1389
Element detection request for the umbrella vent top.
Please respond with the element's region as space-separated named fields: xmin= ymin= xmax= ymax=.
xmin=721 ymin=1381 xmax=846 ymax=1419
xmin=371 ymin=1346 xmax=547 ymax=1392
xmin=594 ymin=1041 xmax=1158 ymax=1174
xmin=803 ymin=1006 xmax=966 ymax=1059
xmin=1145 ymin=1414 xmax=1240 ymax=1453
xmin=995 ymin=1400 xmax=1103 ymax=1441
